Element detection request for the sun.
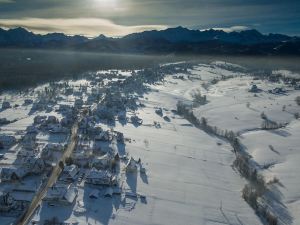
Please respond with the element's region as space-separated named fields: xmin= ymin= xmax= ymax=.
xmin=93 ymin=0 xmax=118 ymax=8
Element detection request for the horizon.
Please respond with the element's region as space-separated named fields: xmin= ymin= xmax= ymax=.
xmin=0 ymin=0 xmax=299 ymax=37
xmin=1 ymin=25 xmax=298 ymax=39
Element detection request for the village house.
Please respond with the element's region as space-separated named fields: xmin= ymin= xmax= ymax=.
xmin=40 ymin=147 xmax=53 ymax=161
xmin=17 ymin=149 xmax=36 ymax=159
xmin=248 ymin=84 xmax=262 ymax=93
xmin=60 ymin=115 xmax=74 ymax=127
xmin=74 ymin=98 xmax=84 ymax=108
xmin=0 ymin=167 xmax=27 ymax=182
xmin=0 ymin=135 xmax=17 ymax=148
xmin=24 ymin=99 xmax=33 ymax=105
xmin=43 ymin=183 xmax=78 ymax=205
xmin=26 ymin=125 xmax=39 ymax=134
xmin=85 ymin=169 xmax=113 ymax=186
xmin=33 ymin=115 xmax=47 ymax=124
xmin=72 ymin=146 xmax=93 ymax=167
xmin=91 ymin=153 xmax=113 ymax=170
xmin=44 ymin=143 xmax=64 ymax=152
xmin=59 ymin=165 xmax=79 ymax=182
xmin=131 ymin=115 xmax=143 ymax=125
xmin=0 ymin=118 xmax=9 ymax=125
xmin=46 ymin=116 xmax=59 ymax=124
xmin=58 ymin=104 xmax=73 ymax=112
xmin=48 ymin=124 xmax=68 ymax=133
xmin=1 ymin=101 xmax=11 ymax=110
xmin=23 ymin=157 xmax=46 ymax=175
xmin=114 ymin=131 xmax=125 ymax=143
xmin=21 ymin=134 xmax=36 ymax=150
xmin=268 ymin=87 xmax=287 ymax=94
xmin=94 ymin=130 xmax=113 ymax=142
xmin=31 ymin=100 xmax=46 ymax=111
xmin=0 ymin=192 xmax=17 ymax=212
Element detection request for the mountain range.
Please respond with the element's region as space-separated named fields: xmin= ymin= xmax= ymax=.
xmin=0 ymin=26 xmax=300 ymax=55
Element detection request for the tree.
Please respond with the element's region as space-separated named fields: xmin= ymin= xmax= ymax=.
xmin=59 ymin=161 xmax=64 ymax=169
xmin=65 ymin=157 xmax=73 ymax=166
xmin=201 ymin=117 xmax=207 ymax=128
xmin=296 ymin=96 xmax=300 ymax=106
xmin=260 ymin=112 xmax=267 ymax=120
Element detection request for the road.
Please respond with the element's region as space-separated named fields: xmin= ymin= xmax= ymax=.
xmin=17 ymin=121 xmax=79 ymax=225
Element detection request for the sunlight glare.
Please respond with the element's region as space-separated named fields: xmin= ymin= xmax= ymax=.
xmin=93 ymin=0 xmax=118 ymax=8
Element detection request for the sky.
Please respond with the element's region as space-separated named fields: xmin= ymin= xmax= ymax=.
xmin=0 ymin=0 xmax=299 ymax=37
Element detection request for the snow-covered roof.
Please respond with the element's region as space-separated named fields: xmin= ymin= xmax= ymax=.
xmin=62 ymin=165 xmax=79 ymax=179
xmin=45 ymin=183 xmax=77 ymax=204
xmin=86 ymin=168 xmax=112 ymax=180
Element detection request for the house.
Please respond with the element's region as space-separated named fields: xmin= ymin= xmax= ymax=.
xmin=248 ymin=84 xmax=261 ymax=93
xmin=60 ymin=116 xmax=73 ymax=127
xmin=58 ymin=104 xmax=73 ymax=112
xmin=24 ymin=99 xmax=33 ymax=105
xmin=87 ymin=125 xmax=103 ymax=136
xmin=43 ymin=183 xmax=78 ymax=205
xmin=94 ymin=130 xmax=113 ymax=142
xmin=26 ymin=126 xmax=39 ymax=134
xmin=21 ymin=134 xmax=36 ymax=150
xmin=64 ymin=88 xmax=73 ymax=95
xmin=17 ymin=149 xmax=35 ymax=159
xmin=0 ymin=192 xmax=17 ymax=212
xmin=72 ymin=147 xmax=92 ymax=167
xmin=48 ymin=124 xmax=68 ymax=133
xmin=23 ymin=157 xmax=45 ymax=175
xmin=2 ymin=101 xmax=11 ymax=110
xmin=85 ymin=169 xmax=113 ymax=186
xmin=60 ymin=165 xmax=79 ymax=182
xmin=0 ymin=167 xmax=26 ymax=182
xmin=114 ymin=131 xmax=124 ymax=143
xmin=44 ymin=143 xmax=64 ymax=152
xmin=268 ymin=87 xmax=287 ymax=94
xmin=0 ymin=135 xmax=16 ymax=147
xmin=40 ymin=147 xmax=53 ymax=160
xmin=47 ymin=116 xmax=59 ymax=124
xmin=91 ymin=153 xmax=113 ymax=170
xmin=0 ymin=118 xmax=9 ymax=125
xmin=126 ymin=157 xmax=138 ymax=173
xmin=130 ymin=115 xmax=143 ymax=125
xmin=74 ymin=98 xmax=83 ymax=108
xmin=34 ymin=115 xmax=47 ymax=124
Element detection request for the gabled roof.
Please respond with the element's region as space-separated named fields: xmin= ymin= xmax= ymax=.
xmin=86 ymin=169 xmax=112 ymax=180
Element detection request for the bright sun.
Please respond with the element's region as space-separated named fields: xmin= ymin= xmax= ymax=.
xmin=94 ymin=0 xmax=117 ymax=7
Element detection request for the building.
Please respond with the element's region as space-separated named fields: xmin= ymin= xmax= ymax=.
xmin=48 ymin=124 xmax=68 ymax=133
xmin=85 ymin=169 xmax=113 ymax=186
xmin=91 ymin=153 xmax=113 ymax=170
xmin=33 ymin=115 xmax=47 ymax=124
xmin=24 ymin=99 xmax=33 ymax=105
xmin=43 ymin=183 xmax=78 ymax=205
xmin=60 ymin=165 xmax=79 ymax=182
xmin=44 ymin=143 xmax=64 ymax=152
xmin=0 ymin=167 xmax=26 ymax=182
xmin=23 ymin=157 xmax=45 ymax=175
xmin=248 ymin=84 xmax=261 ymax=93
xmin=0 ymin=135 xmax=16 ymax=147
xmin=1 ymin=101 xmax=11 ymax=110
xmin=0 ymin=192 xmax=17 ymax=212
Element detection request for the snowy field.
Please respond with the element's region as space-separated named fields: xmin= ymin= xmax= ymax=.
xmin=0 ymin=61 xmax=299 ymax=225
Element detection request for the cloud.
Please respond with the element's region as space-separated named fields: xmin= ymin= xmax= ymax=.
xmin=0 ymin=0 xmax=15 ymax=3
xmin=210 ymin=26 xmax=250 ymax=33
xmin=0 ymin=17 xmax=168 ymax=37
